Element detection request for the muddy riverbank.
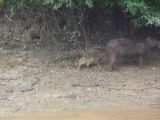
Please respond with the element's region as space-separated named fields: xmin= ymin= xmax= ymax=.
xmin=0 ymin=49 xmax=160 ymax=114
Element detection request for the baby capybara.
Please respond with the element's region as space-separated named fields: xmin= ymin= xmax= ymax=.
xmin=75 ymin=57 xmax=95 ymax=70
xmin=105 ymin=38 xmax=149 ymax=71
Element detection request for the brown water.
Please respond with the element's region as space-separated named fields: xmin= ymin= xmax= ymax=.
xmin=1 ymin=107 xmax=160 ymax=120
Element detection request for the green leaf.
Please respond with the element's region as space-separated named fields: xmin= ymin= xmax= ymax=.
xmin=86 ymin=0 xmax=93 ymax=8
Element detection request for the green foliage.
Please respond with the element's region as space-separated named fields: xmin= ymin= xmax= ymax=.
xmin=9 ymin=0 xmax=29 ymax=15
xmin=0 ymin=0 xmax=36 ymax=15
xmin=1 ymin=0 xmax=160 ymax=27
xmin=120 ymin=0 xmax=160 ymax=27
xmin=93 ymin=0 xmax=160 ymax=27
xmin=43 ymin=0 xmax=72 ymax=10
xmin=43 ymin=0 xmax=93 ymax=10
xmin=0 ymin=0 xmax=2 ymax=5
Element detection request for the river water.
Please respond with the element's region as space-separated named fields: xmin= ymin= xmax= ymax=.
xmin=1 ymin=106 xmax=160 ymax=120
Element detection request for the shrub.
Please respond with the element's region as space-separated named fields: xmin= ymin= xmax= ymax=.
xmin=1 ymin=0 xmax=160 ymax=27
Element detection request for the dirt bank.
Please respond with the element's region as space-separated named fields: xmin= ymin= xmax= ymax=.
xmin=0 ymin=48 xmax=160 ymax=114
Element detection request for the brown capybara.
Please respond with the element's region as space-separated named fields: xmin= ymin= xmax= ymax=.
xmin=75 ymin=57 xmax=95 ymax=70
xmin=105 ymin=38 xmax=149 ymax=71
xmin=146 ymin=37 xmax=158 ymax=49
xmin=146 ymin=37 xmax=160 ymax=50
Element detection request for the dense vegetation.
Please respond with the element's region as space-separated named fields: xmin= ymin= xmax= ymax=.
xmin=1 ymin=0 xmax=160 ymax=28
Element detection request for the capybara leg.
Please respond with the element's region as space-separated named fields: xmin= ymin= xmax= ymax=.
xmin=108 ymin=54 xmax=116 ymax=71
xmin=138 ymin=56 xmax=145 ymax=69
xmin=87 ymin=63 xmax=90 ymax=68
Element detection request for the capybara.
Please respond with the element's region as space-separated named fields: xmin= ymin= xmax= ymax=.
xmin=75 ymin=57 xmax=95 ymax=70
xmin=146 ymin=37 xmax=158 ymax=49
xmin=146 ymin=37 xmax=160 ymax=49
xmin=105 ymin=38 xmax=149 ymax=70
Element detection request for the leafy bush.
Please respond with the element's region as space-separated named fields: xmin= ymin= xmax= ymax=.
xmin=0 ymin=0 xmax=2 ymax=5
xmin=120 ymin=0 xmax=160 ymax=27
xmin=43 ymin=0 xmax=93 ymax=10
xmin=1 ymin=0 xmax=160 ymax=27
xmin=93 ymin=0 xmax=160 ymax=27
xmin=0 ymin=0 xmax=37 ymax=15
